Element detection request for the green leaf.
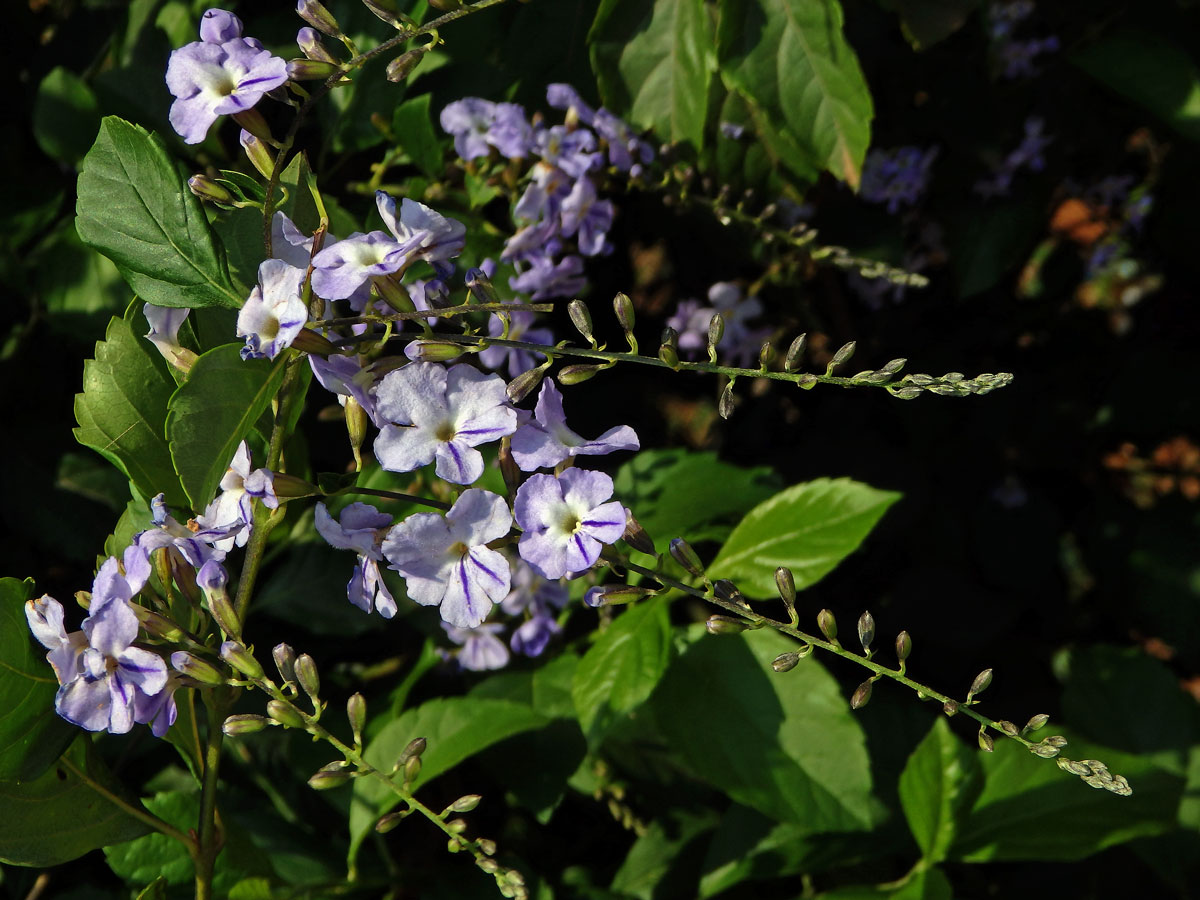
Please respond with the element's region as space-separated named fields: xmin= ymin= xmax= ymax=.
xmin=165 ymin=345 xmax=288 ymax=510
xmin=465 ymin=171 xmax=500 ymax=210
xmin=589 ymin=0 xmax=714 ymax=150
xmin=950 ymin=726 xmax=1182 ymax=862
xmin=0 ymin=578 xmax=75 ymax=782
xmin=1073 ymin=30 xmax=1200 ymax=143
xmin=0 ymin=739 xmax=150 ymax=866
xmin=897 ymin=717 xmax=982 ymax=863
xmin=73 ymin=315 xmax=188 ymax=509
xmin=947 ymin=196 xmax=1040 ymax=298
xmin=33 ymin=67 xmax=102 ymax=165
xmin=882 ymin=0 xmax=979 ymax=51
xmin=708 ymin=477 xmax=900 ymax=597
xmin=651 ymin=628 xmax=876 ymax=829
xmin=278 ymin=152 xmax=320 ymax=238
xmin=393 ymin=94 xmax=444 ymax=178
xmin=716 ymin=0 xmax=872 ymax=186
xmin=76 ymin=117 xmax=242 ymax=309
xmin=611 ymin=809 xmax=720 ymax=899
xmin=349 ymin=697 xmax=549 ymax=866
xmin=572 ymin=595 xmax=672 ymax=744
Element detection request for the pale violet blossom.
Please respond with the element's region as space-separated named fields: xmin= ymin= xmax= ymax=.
xmin=314 ymin=502 xmax=397 ymax=618
xmin=237 ymin=259 xmax=308 ymax=360
xmin=511 ymin=379 xmax=639 ymax=472
xmin=514 ymin=469 xmax=627 ymax=580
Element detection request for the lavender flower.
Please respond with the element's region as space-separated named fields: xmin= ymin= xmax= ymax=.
xmin=508 ymin=249 xmax=587 ymax=301
xmin=997 ymin=35 xmax=1059 ymax=80
xmin=859 ymin=146 xmax=938 ymax=214
xmin=374 ymin=362 xmax=517 ymax=485
xmin=311 ymin=231 xmax=408 ymax=301
xmin=309 ymin=354 xmax=383 ymax=425
xmin=534 ymin=125 xmax=601 ymax=179
xmin=440 ymin=98 xmax=500 ymax=160
xmin=666 ymin=282 xmax=770 ymax=368
xmin=546 ymin=83 xmax=595 ymax=126
xmin=501 ymin=560 xmax=567 ymax=657
xmin=511 ymin=380 xmax=639 ymax=472
xmin=478 ymin=307 xmax=553 ymax=379
xmin=315 ymin=502 xmax=397 ymax=617
xmin=165 ymin=8 xmax=288 ymax=145
xmin=442 ymin=622 xmax=510 ymax=671
xmin=134 ymin=493 xmax=230 ymax=570
xmin=195 ymin=441 xmax=278 ymax=549
xmin=974 ymin=117 xmax=1052 ymax=198
xmin=560 ymin=178 xmax=615 ymax=257
xmin=382 ymin=489 xmax=513 ymax=628
xmin=592 ymin=109 xmax=654 ymax=175
xmin=719 ymin=121 xmax=746 ymax=140
xmin=514 ymin=469 xmax=627 ymax=579
xmin=237 ymin=259 xmax=308 ymax=360
xmin=143 ymin=304 xmax=196 ymax=371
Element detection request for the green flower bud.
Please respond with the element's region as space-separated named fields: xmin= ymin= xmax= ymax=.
xmin=613 ymin=292 xmax=636 ymax=335
xmin=220 ymin=641 xmax=263 ymax=680
xmin=668 ymin=538 xmax=704 ymax=577
xmin=784 ymin=333 xmax=807 ymax=372
xmin=267 ymin=700 xmax=307 ymax=729
xmin=297 ymin=0 xmax=341 ymax=36
xmin=705 ymin=615 xmax=746 ymax=635
xmin=772 ymin=651 xmax=800 ymax=673
xmin=171 ymin=651 xmax=225 ymax=687
xmin=404 ymin=341 xmax=465 ymax=363
xmin=507 ymin=366 xmax=546 ymax=404
xmin=707 ymin=312 xmax=725 ymax=362
xmin=286 ymin=58 xmax=343 ymax=81
xmin=386 ymin=50 xmax=424 ymax=83
xmin=826 ymin=340 xmax=856 ymax=375
xmin=308 ymin=767 xmax=352 ymax=790
xmin=222 ymin=714 xmax=269 ymax=736
xmin=188 ymin=175 xmax=234 ymax=206
xmin=558 ymin=364 xmax=605 ymax=385
xmin=396 ymin=736 xmax=427 ymax=767
xmin=850 ymin=679 xmax=873 ymax=709
xmin=273 ymin=643 xmax=297 ymax=685
xmin=968 ymin=668 xmax=993 ymax=698
xmin=1021 ymin=713 xmax=1050 ymax=736
xmin=718 ymin=382 xmax=736 ymax=419
xmin=817 ymin=608 xmax=838 ymax=643
xmin=895 ymin=631 xmax=912 ymax=662
xmin=295 ymin=653 xmax=320 ymax=702
xmin=347 ymin=693 xmax=367 ymax=745
xmin=446 ymin=794 xmax=482 ymax=813
xmin=376 ymin=809 xmax=409 ymax=833
xmin=289 ymin=328 xmax=337 ymax=357
xmin=568 ymin=300 xmax=594 ymax=343
xmin=978 ymin=729 xmax=995 ymax=752
xmin=621 ymin=513 xmax=656 ymax=556
xmin=857 ymin=611 xmax=875 ymax=653
xmin=775 ymin=567 xmax=796 ymax=606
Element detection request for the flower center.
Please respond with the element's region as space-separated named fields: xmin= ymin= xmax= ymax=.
xmin=559 ymin=510 xmax=581 ymax=534
xmin=449 ymin=541 xmax=469 ymax=557
xmin=435 ymin=421 xmax=456 ymax=442
xmin=260 ymin=317 xmax=280 ymax=341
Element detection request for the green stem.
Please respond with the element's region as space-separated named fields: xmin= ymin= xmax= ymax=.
xmin=60 ymin=756 xmax=194 ymax=849
xmin=194 ymin=690 xmax=233 ymax=900
xmin=338 ymin=486 xmax=451 ymax=511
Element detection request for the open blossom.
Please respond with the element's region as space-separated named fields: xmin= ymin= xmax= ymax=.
xmin=237 ymin=259 xmax=308 ymax=360
xmin=511 ymin=380 xmax=639 ymax=472
xmin=143 ymin=304 xmax=197 ymax=371
xmin=374 ymin=362 xmax=517 ymax=485
xmin=166 ymin=9 xmax=288 ymax=144
xmin=195 ymin=441 xmax=278 ymax=549
xmin=383 ymin=489 xmax=513 ymax=628
xmin=667 ymin=282 xmax=770 ymax=368
xmin=514 ymin=469 xmax=627 ymax=580
xmin=501 ymin=559 xmax=568 ymax=657
xmin=859 ymin=146 xmax=938 ymax=214
xmin=442 ymin=622 xmax=510 ymax=671
xmin=133 ymin=493 xmax=231 ymax=570
xmin=315 ymin=502 xmax=397 ymax=618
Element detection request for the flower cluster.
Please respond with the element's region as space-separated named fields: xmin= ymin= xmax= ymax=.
xmin=987 ymin=1 xmax=1059 ymax=80
xmin=441 ymin=84 xmax=652 ymax=301
xmin=666 ymin=282 xmax=771 ymax=368
xmin=974 ymin=117 xmax=1052 ymax=198
xmin=859 ymin=146 xmax=938 ymax=214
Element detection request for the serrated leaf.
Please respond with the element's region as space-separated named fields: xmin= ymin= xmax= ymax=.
xmin=393 ymin=94 xmax=444 ymax=178
xmin=652 ymin=628 xmax=876 ymax=829
xmin=0 ymin=578 xmax=75 ymax=782
xmin=165 ymin=345 xmax=288 ymax=510
xmin=0 ymin=739 xmax=150 ymax=866
xmin=572 ymin=595 xmax=672 ymax=744
xmin=897 ymin=717 xmax=982 ymax=863
xmin=708 ymin=477 xmax=900 ymax=597
xmin=76 ymin=116 xmax=242 ymax=309
xmin=73 ymin=315 xmax=188 ymax=508
xmin=349 ymin=697 xmax=548 ymax=867
xmin=716 ymin=0 xmax=872 ymax=186
xmin=590 ymin=0 xmax=714 ymax=150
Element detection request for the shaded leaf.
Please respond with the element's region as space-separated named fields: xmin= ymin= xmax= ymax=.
xmin=897 ymin=717 xmax=982 ymax=863
xmin=34 ymin=67 xmax=102 ymax=166
xmin=393 ymin=94 xmax=444 ymax=178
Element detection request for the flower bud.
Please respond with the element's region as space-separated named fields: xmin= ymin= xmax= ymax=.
xmin=895 ymin=631 xmax=912 ymax=662
xmin=978 ymin=729 xmax=995 ymax=752
xmin=943 ymin=699 xmax=959 ymax=717
xmin=445 ymin=818 xmax=468 ymax=833
xmin=705 ymin=615 xmax=747 ymax=635
xmin=1021 ymin=713 xmax=1049 ymax=736
xmin=267 ymin=699 xmax=307 ymax=729
xmin=207 ymin=591 xmax=241 ymax=640
xmin=775 ymin=567 xmax=796 ymax=607
xmin=658 ymin=327 xmax=680 ymax=369
xmin=558 ymin=364 xmax=605 ymax=385
xmin=386 ymin=50 xmax=424 ymax=83
xmin=403 ymin=754 xmax=422 ymax=784
xmin=345 ymin=397 xmax=371 ymax=470
xmin=273 ymin=643 xmax=297 ymax=685
xmin=712 ymin=579 xmax=744 ymax=606
xmin=287 ymin=58 xmax=343 ymax=81
xmin=290 ymin=327 xmax=337 ymax=357
xmin=498 ymin=437 xmax=521 ymax=498
xmin=826 ymin=340 xmax=856 ymax=375
xmin=568 ymin=300 xmax=594 ymax=343
xmin=223 ymin=714 xmax=269 ymax=736
xmin=1044 ymin=734 xmax=1068 ymax=748
xmin=465 ymin=268 xmax=500 ymax=305
xmin=857 ymin=611 xmax=875 ymax=654
xmin=376 ymin=809 xmax=409 ymax=833
xmin=396 ymin=736 xmax=427 ymax=767
xmin=668 ymin=538 xmax=704 ymax=578
xmin=507 ymin=367 xmax=545 ymax=404
xmin=138 ymin=609 xmax=185 ymax=643
xmin=233 ymin=108 xmax=274 ymax=145
xmin=968 ymin=668 xmax=993 ymax=698
xmin=584 ymin=585 xmax=651 ymax=607
xmin=613 ymin=292 xmax=636 ymax=335
xmin=296 ymin=27 xmax=337 ymax=62
xmin=188 ymin=175 xmax=234 ymax=206
xmin=404 ymin=340 xmax=465 ymax=363
xmin=817 ymin=608 xmax=838 ymax=643
xmin=477 ymin=838 xmax=497 ymax=856
xmin=170 ymin=651 xmax=225 ymax=687
xmin=240 ymin=130 xmax=275 ymax=179
xmin=707 ymin=312 xmax=725 ymax=359
xmin=308 ymin=768 xmax=352 ymax=790
xmin=477 ymin=858 xmax=501 ymax=874
xmin=1030 ymin=742 xmax=1060 ymax=759
xmin=718 ymin=382 xmax=736 ymax=419
xmin=296 ymin=0 xmax=341 ymax=37
xmin=784 ymin=333 xmax=807 ymax=372
xmin=220 ymin=640 xmax=264 ymax=681
xmin=295 ymin=653 xmax=320 ymax=701
xmin=850 ymin=679 xmax=873 ymax=709
xmin=772 ymin=651 xmax=800 ymax=672
xmin=373 ymin=275 xmax=415 ymax=313
xmin=758 ymin=342 xmax=774 ymax=370
xmin=446 ymin=794 xmax=482 ymax=813
xmin=363 ymin=0 xmax=404 ymax=27
xmin=621 ymin=513 xmax=656 ymax=556
xmin=347 ymin=693 xmax=367 ymax=745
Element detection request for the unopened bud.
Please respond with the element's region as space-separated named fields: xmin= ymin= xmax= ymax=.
xmin=880 ymin=358 xmax=907 ymax=375
xmin=719 ymin=382 xmax=736 ymax=419
xmin=706 ymin=615 xmax=747 ymax=635
xmin=170 ymin=651 xmax=225 ymax=686
xmin=220 ymin=641 xmax=263 ymax=680
xmin=295 ymin=653 xmax=320 ymax=701
xmin=857 ymin=611 xmax=875 ymax=653
xmin=968 ymin=668 xmax=993 ymax=698
xmin=397 ymin=736 xmax=427 ymax=767
xmin=308 ymin=768 xmax=352 ymax=790
xmin=978 ymin=729 xmax=995 ymax=752
xmin=658 ymin=340 xmax=680 ymax=369
xmin=223 ymin=714 xmax=269 ymax=736
xmin=188 ymin=175 xmax=234 ymax=205
xmin=613 ymin=292 xmax=635 ymax=335
xmin=465 ymin=268 xmax=500 ymax=304
xmin=498 ymin=437 xmax=521 ymax=497
xmin=240 ymin=130 xmax=274 ymax=178
xmin=568 ymin=300 xmax=594 ymax=343
xmin=1021 ymin=713 xmax=1049 ymax=736
xmin=363 ymin=0 xmax=403 ymax=27
xmin=775 ymin=567 xmax=796 ymax=606
xmin=404 ymin=754 xmax=422 ymax=784
xmin=347 ymin=693 xmax=367 ymax=744
xmin=1030 ymin=742 xmax=1060 ymax=759
xmin=707 ymin=312 xmax=725 ymax=358
xmin=477 ymin=857 xmax=501 ymax=874
xmin=784 ymin=333 xmax=807 ymax=372
xmin=270 ymin=472 xmax=317 ymax=499
xmin=584 ymin=585 xmax=651 ymax=607
xmin=943 ymin=700 xmax=959 ymax=717
xmin=1043 ymin=734 xmax=1068 ymax=748
xmin=287 ymin=58 xmax=343 ymax=80
xmin=267 ymin=699 xmax=307 ymax=729
xmin=477 ymin=838 xmax=497 ymax=856
xmin=138 ymin=609 xmax=185 ymax=643
xmin=507 ymin=367 xmax=545 ymax=404
xmin=404 ymin=340 xmax=464 ymax=362
xmin=386 ymin=50 xmax=424 ymax=83
xmin=758 ymin=342 xmax=774 ymax=370
xmin=895 ymin=631 xmax=912 ymax=662
xmin=850 ymin=679 xmax=873 ymax=709
xmin=621 ymin=513 xmax=656 ymax=556
xmin=712 ymin=579 xmax=744 ymax=606
xmin=273 ymin=643 xmax=297 ymax=684
xmin=817 ymin=608 xmax=838 ymax=643
xmin=826 ymin=340 xmax=856 ymax=374
xmin=558 ymin=364 xmax=605 ymax=385
xmin=445 ymin=817 xmax=468 ymax=833
xmin=772 ymin=651 xmax=800 ymax=672
xmin=233 ymin=108 xmax=274 ymax=144
xmin=668 ymin=538 xmax=704 ymax=577
xmin=344 ymin=397 xmax=371 ymax=469
xmin=373 ymin=275 xmax=415 ymax=313
xmin=997 ymin=720 xmax=1018 ymax=737
xmin=296 ymin=0 xmax=341 ymax=36
xmin=376 ymin=809 xmax=409 ymax=833
xmin=447 ymin=794 xmax=482 ymax=813
xmin=296 ymin=26 xmax=337 ymax=62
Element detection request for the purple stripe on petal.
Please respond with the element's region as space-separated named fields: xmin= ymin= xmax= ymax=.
xmin=581 ymin=518 xmax=624 ymax=528
xmin=467 ymin=551 xmax=504 ymax=584
xmin=573 ymin=533 xmax=588 ymax=563
xmin=458 ymin=561 xmax=476 ymax=619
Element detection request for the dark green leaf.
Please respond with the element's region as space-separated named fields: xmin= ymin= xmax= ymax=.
xmin=393 ymin=94 xmax=444 ymax=178
xmin=611 ymin=809 xmax=721 ymax=899
xmin=0 ymin=578 xmax=75 ymax=782
xmin=652 ymin=628 xmax=876 ymax=829
xmin=947 ymin=196 xmax=1040 ymax=298
xmin=278 ymin=152 xmax=321 ymax=239
xmin=897 ymin=717 xmax=982 ymax=863
xmin=589 ymin=0 xmax=714 ymax=150
xmin=34 ymin=67 xmax=102 ymax=165
xmin=465 ymin=171 xmax=500 ymax=210
xmin=165 ymin=345 xmax=288 ymax=510
xmin=882 ymin=0 xmax=979 ymax=51
xmin=76 ymin=117 xmax=242 ymax=309
xmin=708 ymin=477 xmax=900 ymax=597
xmin=0 ymin=739 xmax=150 ymax=866
xmin=73 ymin=315 xmax=187 ymax=508
xmin=572 ymin=595 xmax=672 ymax=744
xmin=716 ymin=0 xmax=873 ymax=186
